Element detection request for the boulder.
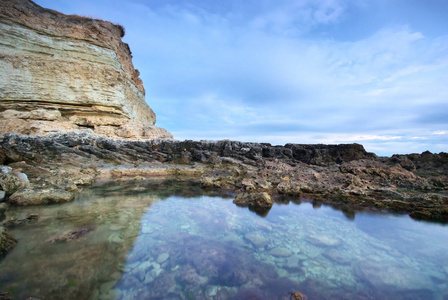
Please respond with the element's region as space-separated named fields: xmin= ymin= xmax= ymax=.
xmin=0 ymin=171 xmax=30 ymax=194
xmin=233 ymin=192 xmax=274 ymax=210
xmin=9 ymin=188 xmax=75 ymax=206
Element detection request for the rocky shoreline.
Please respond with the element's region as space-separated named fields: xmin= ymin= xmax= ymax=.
xmin=1 ymin=132 xmax=446 ymax=227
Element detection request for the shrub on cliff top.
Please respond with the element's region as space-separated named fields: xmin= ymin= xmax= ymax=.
xmin=114 ymin=24 xmax=125 ymax=37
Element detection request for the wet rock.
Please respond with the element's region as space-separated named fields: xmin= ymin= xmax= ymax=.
xmin=285 ymin=255 xmax=301 ymax=270
xmin=0 ymin=191 xmax=5 ymax=202
xmin=0 ymin=203 xmax=6 ymax=215
xmin=353 ymin=260 xmax=435 ymax=291
xmin=9 ymin=188 xmax=75 ymax=206
xmin=306 ymin=234 xmax=342 ymax=248
xmin=0 ymin=166 xmax=12 ymax=174
xmin=2 ymin=213 xmax=38 ymax=227
xmin=268 ymin=247 xmax=292 ymax=257
xmin=48 ymin=225 xmax=95 ymax=243
xmin=290 ymin=292 xmax=308 ymax=300
xmin=233 ymin=192 xmax=274 ymax=210
xmin=0 ymin=171 xmax=29 ymax=194
xmin=0 ymin=292 xmax=12 ymax=300
xmin=156 ymin=253 xmax=170 ymax=264
xmin=245 ymin=232 xmax=269 ymax=247
xmin=0 ymin=227 xmax=17 ymax=256
xmin=322 ymin=249 xmax=352 ymax=265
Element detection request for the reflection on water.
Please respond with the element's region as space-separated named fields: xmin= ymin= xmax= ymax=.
xmin=1 ymin=179 xmax=447 ymax=299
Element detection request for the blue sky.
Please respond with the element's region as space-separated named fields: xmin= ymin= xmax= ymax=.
xmin=35 ymin=0 xmax=448 ymax=156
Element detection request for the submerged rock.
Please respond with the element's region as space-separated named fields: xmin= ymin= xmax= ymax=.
xmin=0 ymin=227 xmax=17 ymax=256
xmin=48 ymin=225 xmax=95 ymax=243
xmin=306 ymin=234 xmax=342 ymax=248
xmin=290 ymin=292 xmax=308 ymax=300
xmin=9 ymin=188 xmax=75 ymax=206
xmin=322 ymin=249 xmax=352 ymax=265
xmin=0 ymin=190 xmax=5 ymax=202
xmin=268 ymin=247 xmax=293 ymax=257
xmin=2 ymin=213 xmax=38 ymax=227
xmin=353 ymin=260 xmax=435 ymax=292
xmin=156 ymin=253 xmax=170 ymax=264
xmin=245 ymin=232 xmax=269 ymax=247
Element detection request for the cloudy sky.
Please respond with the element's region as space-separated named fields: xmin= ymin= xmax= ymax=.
xmin=35 ymin=0 xmax=448 ymax=156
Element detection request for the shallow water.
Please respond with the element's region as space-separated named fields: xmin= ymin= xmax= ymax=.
xmin=1 ymin=179 xmax=447 ymax=299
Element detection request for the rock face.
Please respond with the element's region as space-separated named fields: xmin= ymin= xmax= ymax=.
xmin=0 ymin=0 xmax=172 ymax=139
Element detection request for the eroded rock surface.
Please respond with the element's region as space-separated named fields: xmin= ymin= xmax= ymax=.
xmin=0 ymin=133 xmax=447 ymax=221
xmin=0 ymin=0 xmax=172 ymax=139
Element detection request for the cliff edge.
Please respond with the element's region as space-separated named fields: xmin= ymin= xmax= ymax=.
xmin=0 ymin=0 xmax=172 ymax=139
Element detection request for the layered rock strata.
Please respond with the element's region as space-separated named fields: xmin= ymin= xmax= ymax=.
xmin=0 ymin=0 xmax=172 ymax=139
xmin=0 ymin=133 xmax=447 ymax=222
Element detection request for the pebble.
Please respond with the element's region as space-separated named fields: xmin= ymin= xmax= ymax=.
xmin=245 ymin=232 xmax=269 ymax=247
xmin=269 ymin=247 xmax=292 ymax=257
xmin=156 ymin=253 xmax=169 ymax=264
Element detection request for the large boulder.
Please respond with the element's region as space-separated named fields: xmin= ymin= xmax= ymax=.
xmin=233 ymin=192 xmax=274 ymax=211
xmin=9 ymin=188 xmax=75 ymax=206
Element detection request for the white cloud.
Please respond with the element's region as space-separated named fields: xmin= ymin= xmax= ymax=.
xmin=33 ymin=0 xmax=448 ymax=155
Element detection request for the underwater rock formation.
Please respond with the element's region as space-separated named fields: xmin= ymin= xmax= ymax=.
xmin=0 ymin=0 xmax=172 ymax=139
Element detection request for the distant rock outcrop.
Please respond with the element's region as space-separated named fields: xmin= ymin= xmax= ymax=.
xmin=0 ymin=0 xmax=172 ymax=139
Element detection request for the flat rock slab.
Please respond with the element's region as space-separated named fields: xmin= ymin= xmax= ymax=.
xmin=323 ymin=249 xmax=352 ymax=265
xmin=48 ymin=225 xmax=95 ymax=243
xmin=306 ymin=234 xmax=342 ymax=248
xmin=269 ymin=247 xmax=292 ymax=257
xmin=9 ymin=188 xmax=75 ymax=206
xmin=285 ymin=255 xmax=302 ymax=270
xmin=245 ymin=232 xmax=269 ymax=247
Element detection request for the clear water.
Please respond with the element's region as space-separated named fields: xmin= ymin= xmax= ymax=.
xmin=1 ymin=179 xmax=447 ymax=300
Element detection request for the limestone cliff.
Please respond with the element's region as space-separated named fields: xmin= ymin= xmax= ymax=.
xmin=0 ymin=0 xmax=172 ymax=139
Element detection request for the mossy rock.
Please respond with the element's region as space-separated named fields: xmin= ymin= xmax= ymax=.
xmin=0 ymin=227 xmax=17 ymax=257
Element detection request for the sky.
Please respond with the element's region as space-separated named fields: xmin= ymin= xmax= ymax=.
xmin=34 ymin=0 xmax=448 ymax=156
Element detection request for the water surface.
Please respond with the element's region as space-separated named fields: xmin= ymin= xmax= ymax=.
xmin=1 ymin=179 xmax=447 ymax=299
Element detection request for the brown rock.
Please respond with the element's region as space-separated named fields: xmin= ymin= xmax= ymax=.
xmin=233 ymin=192 xmax=274 ymax=210
xmin=9 ymin=188 xmax=75 ymax=206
